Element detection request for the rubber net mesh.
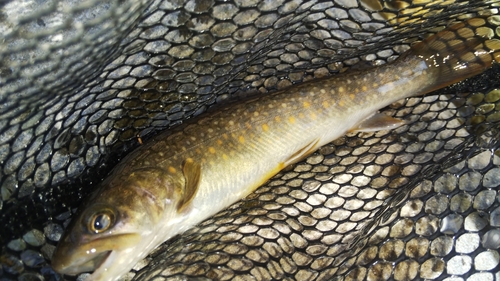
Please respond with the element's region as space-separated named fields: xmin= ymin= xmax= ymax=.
xmin=1 ymin=0 xmax=500 ymax=280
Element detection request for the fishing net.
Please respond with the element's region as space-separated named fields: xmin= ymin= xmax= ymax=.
xmin=1 ymin=0 xmax=500 ymax=280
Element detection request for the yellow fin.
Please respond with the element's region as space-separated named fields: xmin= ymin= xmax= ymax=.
xmin=350 ymin=113 xmax=405 ymax=133
xmin=284 ymin=139 xmax=320 ymax=167
xmin=177 ymin=158 xmax=201 ymax=212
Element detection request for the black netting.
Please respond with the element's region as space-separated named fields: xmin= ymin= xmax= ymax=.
xmin=1 ymin=0 xmax=500 ymax=280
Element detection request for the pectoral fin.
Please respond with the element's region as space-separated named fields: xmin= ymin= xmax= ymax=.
xmin=177 ymin=158 xmax=201 ymax=212
xmin=350 ymin=113 xmax=405 ymax=133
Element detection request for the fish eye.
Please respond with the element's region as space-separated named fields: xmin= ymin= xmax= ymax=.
xmin=87 ymin=209 xmax=115 ymax=234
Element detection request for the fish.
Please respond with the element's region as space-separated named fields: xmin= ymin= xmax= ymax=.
xmin=51 ymin=17 xmax=500 ymax=281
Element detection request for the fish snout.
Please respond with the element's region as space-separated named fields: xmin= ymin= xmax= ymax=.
xmin=52 ymin=242 xmax=111 ymax=275
xmin=51 ymin=231 xmax=110 ymax=275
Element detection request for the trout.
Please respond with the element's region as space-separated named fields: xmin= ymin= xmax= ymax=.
xmin=52 ymin=18 xmax=500 ymax=281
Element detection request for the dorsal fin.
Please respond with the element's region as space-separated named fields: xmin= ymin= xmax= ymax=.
xmin=177 ymin=158 xmax=201 ymax=212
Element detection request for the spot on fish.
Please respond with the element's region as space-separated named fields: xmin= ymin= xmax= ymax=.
xmin=239 ymin=136 xmax=245 ymax=144
xmin=303 ymin=101 xmax=310 ymax=108
xmin=262 ymin=124 xmax=269 ymax=132
xmin=298 ymin=112 xmax=305 ymax=119
xmin=289 ymin=116 xmax=296 ymax=124
xmin=229 ymin=120 xmax=234 ymax=126
xmin=209 ymin=147 xmax=216 ymax=154
xmin=320 ymin=89 xmax=326 ymax=94
xmin=349 ymin=94 xmax=355 ymax=100
xmin=310 ymin=112 xmax=317 ymax=120
xmin=373 ymin=83 xmax=379 ymax=88
xmin=281 ymin=103 xmax=287 ymax=108
xmin=339 ymin=87 xmax=345 ymax=93
xmin=168 ymin=166 xmax=177 ymax=173
xmin=217 ymin=139 xmax=223 ymax=145
xmin=403 ymin=69 xmax=413 ymax=76
xmin=222 ymin=153 xmax=228 ymax=160
xmin=275 ymin=116 xmax=281 ymax=122
xmin=339 ymin=100 xmax=345 ymax=107
xmin=254 ymin=111 xmax=259 ymax=117
xmin=362 ymin=86 xmax=367 ymax=91
xmin=322 ymin=101 xmax=329 ymax=108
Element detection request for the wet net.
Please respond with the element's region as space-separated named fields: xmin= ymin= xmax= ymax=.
xmin=1 ymin=0 xmax=500 ymax=280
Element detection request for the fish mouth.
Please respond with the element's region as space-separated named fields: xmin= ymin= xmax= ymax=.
xmin=82 ymin=250 xmax=111 ymax=273
xmin=52 ymin=249 xmax=111 ymax=275
xmin=52 ymin=233 xmax=142 ymax=276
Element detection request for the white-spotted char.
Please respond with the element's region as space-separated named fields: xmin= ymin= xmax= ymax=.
xmin=52 ymin=18 xmax=500 ymax=281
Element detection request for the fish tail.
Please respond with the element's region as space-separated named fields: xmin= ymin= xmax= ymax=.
xmin=410 ymin=17 xmax=500 ymax=92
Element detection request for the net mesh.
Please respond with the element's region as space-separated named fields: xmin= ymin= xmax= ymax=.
xmin=1 ymin=0 xmax=500 ymax=280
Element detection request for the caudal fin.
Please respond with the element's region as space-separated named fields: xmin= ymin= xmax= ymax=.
xmin=410 ymin=17 xmax=500 ymax=92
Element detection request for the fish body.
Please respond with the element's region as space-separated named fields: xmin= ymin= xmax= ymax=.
xmin=52 ymin=18 xmax=500 ymax=281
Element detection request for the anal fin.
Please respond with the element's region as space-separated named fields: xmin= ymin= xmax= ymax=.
xmin=284 ymin=138 xmax=320 ymax=167
xmin=177 ymin=158 xmax=201 ymax=212
xmin=350 ymin=113 xmax=405 ymax=133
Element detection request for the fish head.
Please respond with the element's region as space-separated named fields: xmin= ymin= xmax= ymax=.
xmin=52 ymin=167 xmax=182 ymax=280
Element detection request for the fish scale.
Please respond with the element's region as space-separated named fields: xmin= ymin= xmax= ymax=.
xmin=51 ymin=17 xmax=500 ymax=281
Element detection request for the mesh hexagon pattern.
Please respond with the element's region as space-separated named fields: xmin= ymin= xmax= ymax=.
xmin=1 ymin=0 xmax=500 ymax=281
